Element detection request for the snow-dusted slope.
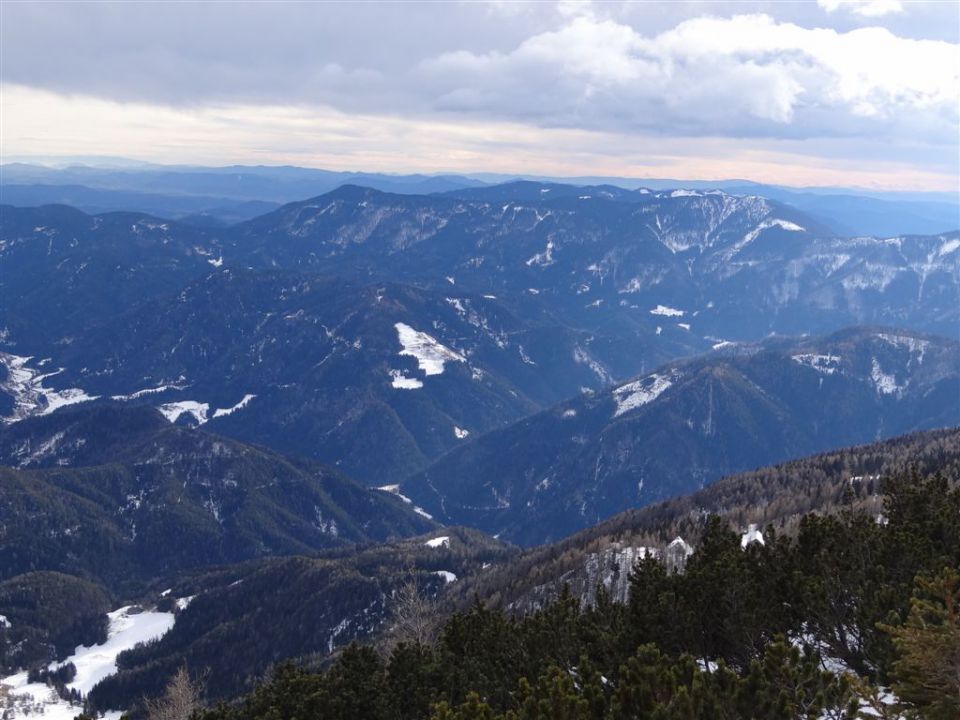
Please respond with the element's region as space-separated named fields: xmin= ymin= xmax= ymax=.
xmin=404 ymin=327 xmax=960 ymax=545
xmin=0 ymin=605 xmax=175 ymax=720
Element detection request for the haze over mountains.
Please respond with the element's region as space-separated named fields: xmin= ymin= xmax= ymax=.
xmin=404 ymin=327 xmax=959 ymax=544
xmin=2 ymin=181 xmax=957 ymax=490
xmin=4 ymin=0 xmax=959 ymax=716
xmin=3 ymin=161 xmax=957 ymax=236
xmin=1 ymin=174 xmax=958 ymax=717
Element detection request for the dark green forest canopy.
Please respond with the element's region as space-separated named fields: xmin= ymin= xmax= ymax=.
xmin=170 ymin=471 xmax=959 ymax=720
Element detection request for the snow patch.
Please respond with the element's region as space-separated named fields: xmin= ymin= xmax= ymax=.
xmin=157 ymin=400 xmax=209 ymax=425
xmin=613 ymin=372 xmax=675 ymax=418
xmin=378 ymin=485 xmax=434 ymax=520
xmin=741 ymin=524 xmax=765 ymax=548
xmin=110 ymin=383 xmax=184 ymax=401
xmin=871 ymin=358 xmax=901 ymax=396
xmin=175 ymin=596 xmax=196 ymax=611
xmin=518 ymin=345 xmax=536 ymax=365
xmin=378 ymin=485 xmax=413 ymax=504
xmin=212 ymin=394 xmax=256 ymax=418
xmin=0 ymin=605 xmax=174 ymax=720
xmin=938 ymin=238 xmax=960 ymax=256
xmin=573 ymin=345 xmax=613 ymax=384
xmin=389 ymin=369 xmax=423 ymax=390
xmin=649 ymin=304 xmax=685 ymax=317
xmin=433 ymin=570 xmax=457 ymax=584
xmin=841 ymin=263 xmax=901 ymax=292
xmin=742 ymin=218 xmax=805 ymax=246
xmin=425 ymin=536 xmax=450 ymax=548
xmin=791 ymin=354 xmax=842 ymax=375
xmin=877 ymin=333 xmax=929 ymax=363
xmin=0 ymin=353 xmax=99 ymax=423
xmin=395 ymin=323 xmax=465 ymax=376
xmin=525 ymin=239 xmax=555 ymax=267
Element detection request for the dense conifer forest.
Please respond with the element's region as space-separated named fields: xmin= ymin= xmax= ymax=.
xmin=126 ymin=471 xmax=960 ymax=720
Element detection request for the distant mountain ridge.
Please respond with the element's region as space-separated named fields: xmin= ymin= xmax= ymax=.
xmin=1 ymin=182 xmax=957 ymax=487
xmin=211 ymin=183 xmax=960 ymax=341
xmin=3 ymin=161 xmax=956 ymax=236
xmin=4 ymin=269 xmax=661 ymax=483
xmin=402 ymin=326 xmax=960 ymax=545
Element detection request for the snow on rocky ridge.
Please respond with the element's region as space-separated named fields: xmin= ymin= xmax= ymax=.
xmin=742 ymin=218 xmax=804 ymax=245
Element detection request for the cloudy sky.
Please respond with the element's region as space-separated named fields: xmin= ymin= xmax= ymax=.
xmin=2 ymin=0 xmax=958 ymax=189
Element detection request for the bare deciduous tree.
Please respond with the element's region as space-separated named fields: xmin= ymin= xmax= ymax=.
xmin=145 ymin=666 xmax=203 ymax=720
xmin=386 ymin=575 xmax=439 ymax=652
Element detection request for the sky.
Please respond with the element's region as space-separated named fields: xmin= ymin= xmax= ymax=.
xmin=1 ymin=0 xmax=958 ymax=190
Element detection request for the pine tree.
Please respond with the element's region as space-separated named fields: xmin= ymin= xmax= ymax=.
xmin=430 ymin=692 xmax=497 ymax=720
xmin=504 ymin=667 xmax=593 ymax=720
xmin=882 ymin=566 xmax=960 ymax=720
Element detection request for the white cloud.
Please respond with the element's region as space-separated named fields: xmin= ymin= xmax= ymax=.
xmin=4 ymin=84 xmax=956 ymax=191
xmin=421 ymin=13 xmax=958 ymax=140
xmin=817 ymin=0 xmax=904 ymax=18
xmin=1 ymin=3 xmax=955 ymax=189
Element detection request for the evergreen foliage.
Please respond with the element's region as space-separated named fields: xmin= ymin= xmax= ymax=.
xmin=0 ymin=571 xmax=110 ymax=673
xmin=192 ymin=470 xmax=958 ymax=720
xmin=882 ymin=567 xmax=960 ymax=719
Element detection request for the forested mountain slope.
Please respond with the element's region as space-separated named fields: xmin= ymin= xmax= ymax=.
xmin=450 ymin=427 xmax=960 ymax=613
xmin=404 ymin=327 xmax=960 ymax=544
xmin=2 ymin=185 xmax=957 ymax=485
xmin=0 ymin=404 xmax=435 ymax=593
xmin=177 ymin=469 xmax=960 ymax=720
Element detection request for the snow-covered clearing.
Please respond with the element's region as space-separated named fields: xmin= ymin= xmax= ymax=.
xmin=0 ymin=353 xmax=98 ymax=423
xmin=394 ymin=323 xmax=465 ymax=376
xmin=0 ymin=605 xmax=175 ymax=720
xmin=613 ymin=373 xmax=675 ymax=417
